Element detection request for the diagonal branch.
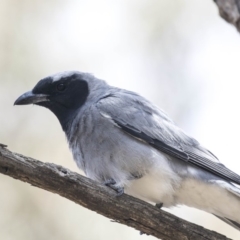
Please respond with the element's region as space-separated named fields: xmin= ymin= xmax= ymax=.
xmin=0 ymin=144 xmax=231 ymax=240
xmin=214 ymin=0 xmax=240 ymax=32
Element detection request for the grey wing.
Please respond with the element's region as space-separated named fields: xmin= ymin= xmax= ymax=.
xmin=96 ymin=90 xmax=240 ymax=185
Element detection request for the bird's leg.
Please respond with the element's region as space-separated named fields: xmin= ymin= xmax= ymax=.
xmin=155 ymin=203 xmax=163 ymax=209
xmin=104 ymin=178 xmax=124 ymax=196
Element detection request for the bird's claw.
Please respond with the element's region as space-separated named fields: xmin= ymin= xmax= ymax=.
xmin=155 ymin=203 xmax=163 ymax=209
xmin=104 ymin=178 xmax=124 ymax=196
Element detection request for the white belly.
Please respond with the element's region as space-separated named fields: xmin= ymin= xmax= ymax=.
xmin=125 ymin=160 xmax=180 ymax=207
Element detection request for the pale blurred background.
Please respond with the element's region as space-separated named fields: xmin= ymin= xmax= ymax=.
xmin=1 ymin=0 xmax=240 ymax=239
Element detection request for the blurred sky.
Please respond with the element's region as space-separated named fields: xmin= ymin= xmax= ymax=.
xmin=1 ymin=0 xmax=240 ymax=239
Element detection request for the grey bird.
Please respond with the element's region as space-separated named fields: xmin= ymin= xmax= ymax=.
xmin=14 ymin=71 xmax=240 ymax=230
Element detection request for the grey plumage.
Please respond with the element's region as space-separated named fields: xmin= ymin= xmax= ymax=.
xmin=14 ymin=71 xmax=240 ymax=230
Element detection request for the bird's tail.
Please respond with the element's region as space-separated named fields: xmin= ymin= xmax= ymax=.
xmin=212 ymin=180 xmax=240 ymax=230
xmin=214 ymin=215 xmax=240 ymax=231
xmin=176 ymin=178 xmax=240 ymax=230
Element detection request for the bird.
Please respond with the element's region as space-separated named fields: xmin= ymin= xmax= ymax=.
xmin=14 ymin=71 xmax=240 ymax=230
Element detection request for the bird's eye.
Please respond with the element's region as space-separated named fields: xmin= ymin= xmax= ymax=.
xmin=56 ymin=83 xmax=66 ymax=92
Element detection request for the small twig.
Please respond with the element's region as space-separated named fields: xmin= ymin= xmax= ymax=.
xmin=214 ymin=0 xmax=240 ymax=32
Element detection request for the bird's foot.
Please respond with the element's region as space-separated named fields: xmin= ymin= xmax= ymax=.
xmin=104 ymin=178 xmax=124 ymax=196
xmin=155 ymin=203 xmax=163 ymax=209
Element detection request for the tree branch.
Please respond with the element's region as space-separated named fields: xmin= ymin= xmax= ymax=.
xmin=214 ymin=0 xmax=240 ymax=32
xmin=0 ymin=144 xmax=231 ymax=240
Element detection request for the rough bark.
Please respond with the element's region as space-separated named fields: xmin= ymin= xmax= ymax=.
xmin=0 ymin=144 xmax=231 ymax=240
xmin=214 ymin=0 xmax=240 ymax=32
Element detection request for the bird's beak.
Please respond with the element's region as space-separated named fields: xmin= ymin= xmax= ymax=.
xmin=14 ymin=91 xmax=49 ymax=105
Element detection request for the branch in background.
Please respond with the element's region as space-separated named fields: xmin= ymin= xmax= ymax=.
xmin=214 ymin=0 xmax=240 ymax=32
xmin=0 ymin=144 xmax=231 ymax=240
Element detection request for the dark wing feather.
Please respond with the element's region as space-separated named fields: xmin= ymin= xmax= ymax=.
xmin=97 ymin=90 xmax=240 ymax=185
xmin=115 ymin=120 xmax=240 ymax=185
xmin=114 ymin=119 xmax=189 ymax=160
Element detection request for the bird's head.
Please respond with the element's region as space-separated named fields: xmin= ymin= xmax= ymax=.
xmin=14 ymin=71 xmax=93 ymax=131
